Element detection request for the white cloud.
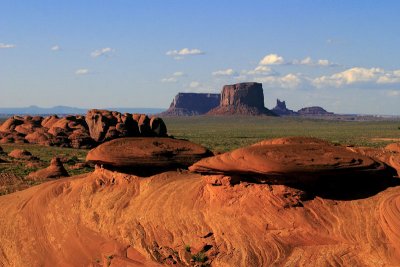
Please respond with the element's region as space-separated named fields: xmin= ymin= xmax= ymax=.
xmin=161 ymin=77 xmax=177 ymax=83
xmin=212 ymin=68 xmax=237 ymax=76
xmin=292 ymin=57 xmax=337 ymax=67
xmin=243 ymin=65 xmax=276 ymax=75
xmin=161 ymin=71 xmax=186 ymax=83
xmin=0 ymin=43 xmax=15 ymax=49
xmin=189 ymin=81 xmax=201 ymax=88
xmin=172 ymin=71 xmax=185 ymax=77
xmin=259 ymin=53 xmax=285 ymax=65
xmin=312 ymin=67 xmax=386 ymax=87
xmin=256 ymin=73 xmax=302 ymax=89
xmin=75 ymin=69 xmax=90 ymax=75
xmin=377 ymin=70 xmax=400 ymax=84
xmin=91 ymin=47 xmax=114 ymax=58
xmin=51 ymin=45 xmax=60 ymax=51
xmin=166 ymin=48 xmax=205 ymax=58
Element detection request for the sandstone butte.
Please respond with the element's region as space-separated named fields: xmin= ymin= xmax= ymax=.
xmin=207 ymin=82 xmax=276 ymax=115
xmin=0 ymin=138 xmax=399 ymax=266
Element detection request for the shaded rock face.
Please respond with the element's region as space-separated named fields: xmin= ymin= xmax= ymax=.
xmin=208 ymin=82 xmax=275 ymax=115
xmin=161 ymin=93 xmax=221 ymax=116
xmin=298 ymin=106 xmax=333 ymax=116
xmin=0 ymin=109 xmax=168 ymax=148
xmin=27 ymin=157 xmax=69 ymax=180
xmin=190 ymin=137 xmax=397 ymax=199
xmin=271 ymin=99 xmax=298 ymax=116
xmin=86 ymin=137 xmax=213 ymax=176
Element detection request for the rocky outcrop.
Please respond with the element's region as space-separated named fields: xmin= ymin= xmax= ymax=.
xmin=190 ymin=137 xmax=396 ymax=199
xmin=271 ymin=99 xmax=297 ymax=115
xmin=207 ymin=82 xmax=276 ymax=115
xmin=0 ymin=109 xmax=168 ymax=148
xmin=386 ymin=143 xmax=400 ymax=153
xmin=161 ymin=93 xmax=221 ymax=116
xmin=86 ymin=137 xmax=213 ymax=175
xmin=298 ymin=106 xmax=334 ymax=116
xmin=27 ymin=157 xmax=69 ymax=180
xmin=8 ymin=149 xmax=37 ymax=160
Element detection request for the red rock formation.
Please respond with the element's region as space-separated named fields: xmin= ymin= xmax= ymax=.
xmin=27 ymin=157 xmax=69 ymax=180
xmin=190 ymin=137 xmax=396 ymax=199
xmin=386 ymin=143 xmax=400 ymax=153
xmin=0 ymin=165 xmax=400 ymax=266
xmin=8 ymin=149 xmax=36 ymax=160
xmin=297 ymin=106 xmax=334 ymax=115
xmin=207 ymin=82 xmax=276 ymax=115
xmin=86 ymin=137 xmax=212 ymax=175
xmin=0 ymin=109 xmax=168 ymax=148
xmin=0 ymin=116 xmax=24 ymax=133
xmin=161 ymin=93 xmax=221 ymax=116
xmin=271 ymin=99 xmax=298 ymax=115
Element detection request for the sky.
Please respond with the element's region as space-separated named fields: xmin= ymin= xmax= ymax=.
xmin=1 ymin=0 xmax=400 ymax=115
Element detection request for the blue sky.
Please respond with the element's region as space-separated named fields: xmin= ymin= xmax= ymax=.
xmin=1 ymin=0 xmax=400 ymax=114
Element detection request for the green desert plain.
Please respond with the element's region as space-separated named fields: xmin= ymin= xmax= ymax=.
xmin=1 ymin=116 xmax=399 ymax=196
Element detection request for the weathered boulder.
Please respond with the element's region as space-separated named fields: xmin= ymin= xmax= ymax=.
xmin=161 ymin=93 xmax=221 ymax=116
xmin=85 ymin=110 xmax=119 ymax=142
xmin=297 ymin=106 xmax=334 ymax=116
xmin=207 ymin=82 xmax=275 ymax=115
xmin=25 ymin=131 xmax=52 ymax=146
xmin=190 ymin=137 xmax=396 ymax=198
xmin=0 ymin=116 xmax=24 ymax=133
xmin=86 ymin=137 xmax=212 ymax=175
xmin=27 ymin=157 xmax=69 ymax=180
xmin=271 ymin=99 xmax=298 ymax=116
xmin=150 ymin=117 xmax=167 ymax=136
xmin=41 ymin=115 xmax=60 ymax=128
xmin=0 ymin=109 xmax=168 ymax=148
xmin=8 ymin=149 xmax=36 ymax=160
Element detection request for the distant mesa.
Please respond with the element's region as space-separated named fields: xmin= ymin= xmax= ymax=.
xmin=161 ymin=93 xmax=220 ymax=116
xmin=297 ymin=106 xmax=334 ymax=116
xmin=271 ymin=99 xmax=298 ymax=116
xmin=207 ymin=82 xmax=276 ymax=116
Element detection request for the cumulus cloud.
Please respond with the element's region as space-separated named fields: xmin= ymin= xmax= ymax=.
xmin=212 ymin=68 xmax=237 ymax=76
xmin=256 ymin=73 xmax=302 ymax=89
xmin=259 ymin=53 xmax=285 ymax=65
xmin=166 ymin=48 xmax=204 ymax=59
xmin=0 ymin=43 xmax=15 ymax=49
xmin=243 ymin=65 xmax=277 ymax=76
xmin=75 ymin=69 xmax=90 ymax=75
xmin=51 ymin=45 xmax=60 ymax=51
xmin=312 ymin=67 xmax=387 ymax=87
xmin=91 ymin=47 xmax=114 ymax=58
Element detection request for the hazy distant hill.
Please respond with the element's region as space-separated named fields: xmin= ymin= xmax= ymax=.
xmin=0 ymin=105 xmax=165 ymax=116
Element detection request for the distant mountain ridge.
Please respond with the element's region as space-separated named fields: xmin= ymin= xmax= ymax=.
xmin=0 ymin=105 xmax=165 ymax=116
